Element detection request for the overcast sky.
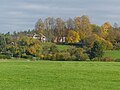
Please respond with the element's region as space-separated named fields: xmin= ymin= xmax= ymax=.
xmin=0 ymin=0 xmax=120 ymax=33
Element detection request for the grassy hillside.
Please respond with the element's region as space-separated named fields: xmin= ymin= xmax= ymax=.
xmin=57 ymin=45 xmax=70 ymax=51
xmin=104 ymin=50 xmax=120 ymax=59
xmin=0 ymin=61 xmax=120 ymax=90
xmin=41 ymin=42 xmax=70 ymax=51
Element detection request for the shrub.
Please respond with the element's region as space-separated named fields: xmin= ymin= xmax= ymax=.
xmin=68 ymin=47 xmax=89 ymax=61
xmin=115 ymin=58 xmax=120 ymax=62
xmin=79 ymin=53 xmax=89 ymax=61
xmin=62 ymin=52 xmax=72 ymax=61
xmin=71 ymin=55 xmax=77 ymax=61
xmin=42 ymin=43 xmax=59 ymax=55
xmin=38 ymin=54 xmax=44 ymax=60
xmin=21 ymin=54 xmax=33 ymax=59
xmin=54 ymin=52 xmax=71 ymax=61
xmin=67 ymin=46 xmax=77 ymax=56
xmin=114 ymin=43 xmax=120 ymax=50
xmin=75 ymin=52 xmax=89 ymax=61
xmin=100 ymin=57 xmax=114 ymax=62
xmin=0 ymin=55 xmax=11 ymax=59
xmin=21 ymin=53 xmax=27 ymax=58
xmin=46 ymin=54 xmax=53 ymax=60
xmin=53 ymin=53 xmax=61 ymax=61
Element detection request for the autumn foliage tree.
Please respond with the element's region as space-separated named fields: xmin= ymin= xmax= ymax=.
xmin=18 ymin=36 xmax=41 ymax=57
xmin=100 ymin=22 xmax=112 ymax=39
xmin=66 ymin=30 xmax=80 ymax=43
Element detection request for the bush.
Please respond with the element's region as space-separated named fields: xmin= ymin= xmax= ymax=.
xmin=0 ymin=55 xmax=11 ymax=59
xmin=100 ymin=57 xmax=114 ymax=62
xmin=114 ymin=43 xmax=120 ymax=50
xmin=21 ymin=53 xmax=27 ymax=58
xmin=42 ymin=43 xmax=59 ymax=55
xmin=45 ymin=54 xmax=53 ymax=60
xmin=54 ymin=52 xmax=71 ymax=61
xmin=21 ymin=54 xmax=34 ymax=59
xmin=68 ymin=47 xmax=89 ymax=61
xmin=40 ymin=43 xmax=90 ymax=61
xmin=79 ymin=53 xmax=89 ymax=61
xmin=37 ymin=54 xmax=44 ymax=60
xmin=71 ymin=55 xmax=77 ymax=61
xmin=115 ymin=58 xmax=120 ymax=62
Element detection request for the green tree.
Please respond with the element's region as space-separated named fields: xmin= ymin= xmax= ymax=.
xmin=0 ymin=34 xmax=7 ymax=54
xmin=90 ymin=41 xmax=104 ymax=60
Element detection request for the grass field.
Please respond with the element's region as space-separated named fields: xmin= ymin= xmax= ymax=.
xmin=104 ymin=50 xmax=120 ymax=59
xmin=57 ymin=45 xmax=70 ymax=51
xmin=41 ymin=42 xmax=69 ymax=51
xmin=0 ymin=61 xmax=120 ymax=90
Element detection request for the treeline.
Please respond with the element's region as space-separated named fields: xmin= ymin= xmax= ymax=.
xmin=0 ymin=15 xmax=120 ymax=61
xmin=35 ymin=15 xmax=120 ymax=49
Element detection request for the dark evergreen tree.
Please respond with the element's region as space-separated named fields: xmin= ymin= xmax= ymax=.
xmin=90 ymin=41 xmax=104 ymax=60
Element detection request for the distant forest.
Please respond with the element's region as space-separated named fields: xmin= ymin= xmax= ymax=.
xmin=0 ymin=15 xmax=120 ymax=61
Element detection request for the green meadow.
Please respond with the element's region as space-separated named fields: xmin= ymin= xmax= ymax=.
xmin=104 ymin=50 xmax=120 ymax=59
xmin=0 ymin=61 xmax=120 ymax=90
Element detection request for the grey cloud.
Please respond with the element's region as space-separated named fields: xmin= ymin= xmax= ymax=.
xmin=0 ymin=0 xmax=120 ymax=33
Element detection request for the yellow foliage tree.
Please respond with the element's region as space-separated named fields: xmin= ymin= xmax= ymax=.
xmin=74 ymin=16 xmax=81 ymax=31
xmin=66 ymin=30 xmax=80 ymax=43
xmin=101 ymin=22 xmax=112 ymax=39
xmin=95 ymin=34 xmax=113 ymax=50
xmin=19 ymin=36 xmax=41 ymax=56
xmin=80 ymin=15 xmax=92 ymax=38
xmin=84 ymin=34 xmax=113 ymax=50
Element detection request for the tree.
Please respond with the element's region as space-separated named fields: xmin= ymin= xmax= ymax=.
xmin=113 ymin=23 xmax=119 ymax=29
xmin=44 ymin=17 xmax=56 ymax=42
xmin=67 ymin=47 xmax=89 ymax=61
xmin=66 ymin=30 xmax=80 ymax=43
xmin=111 ymin=29 xmax=120 ymax=43
xmin=0 ymin=34 xmax=6 ymax=54
xmin=91 ymin=24 xmax=101 ymax=34
xmin=35 ymin=18 xmax=44 ymax=34
xmin=74 ymin=15 xmax=92 ymax=40
xmin=83 ymin=34 xmax=98 ymax=48
xmin=100 ymin=22 xmax=112 ymax=39
xmin=101 ymin=22 xmax=112 ymax=31
xmin=74 ymin=48 xmax=89 ymax=61
xmin=74 ymin=16 xmax=81 ymax=31
xmin=18 ymin=36 xmax=41 ymax=57
xmin=90 ymin=41 xmax=104 ymax=60
xmin=80 ymin=15 xmax=92 ymax=39
xmin=55 ymin=18 xmax=66 ymax=43
xmin=66 ymin=18 xmax=75 ymax=30
xmin=83 ymin=33 xmax=113 ymax=50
